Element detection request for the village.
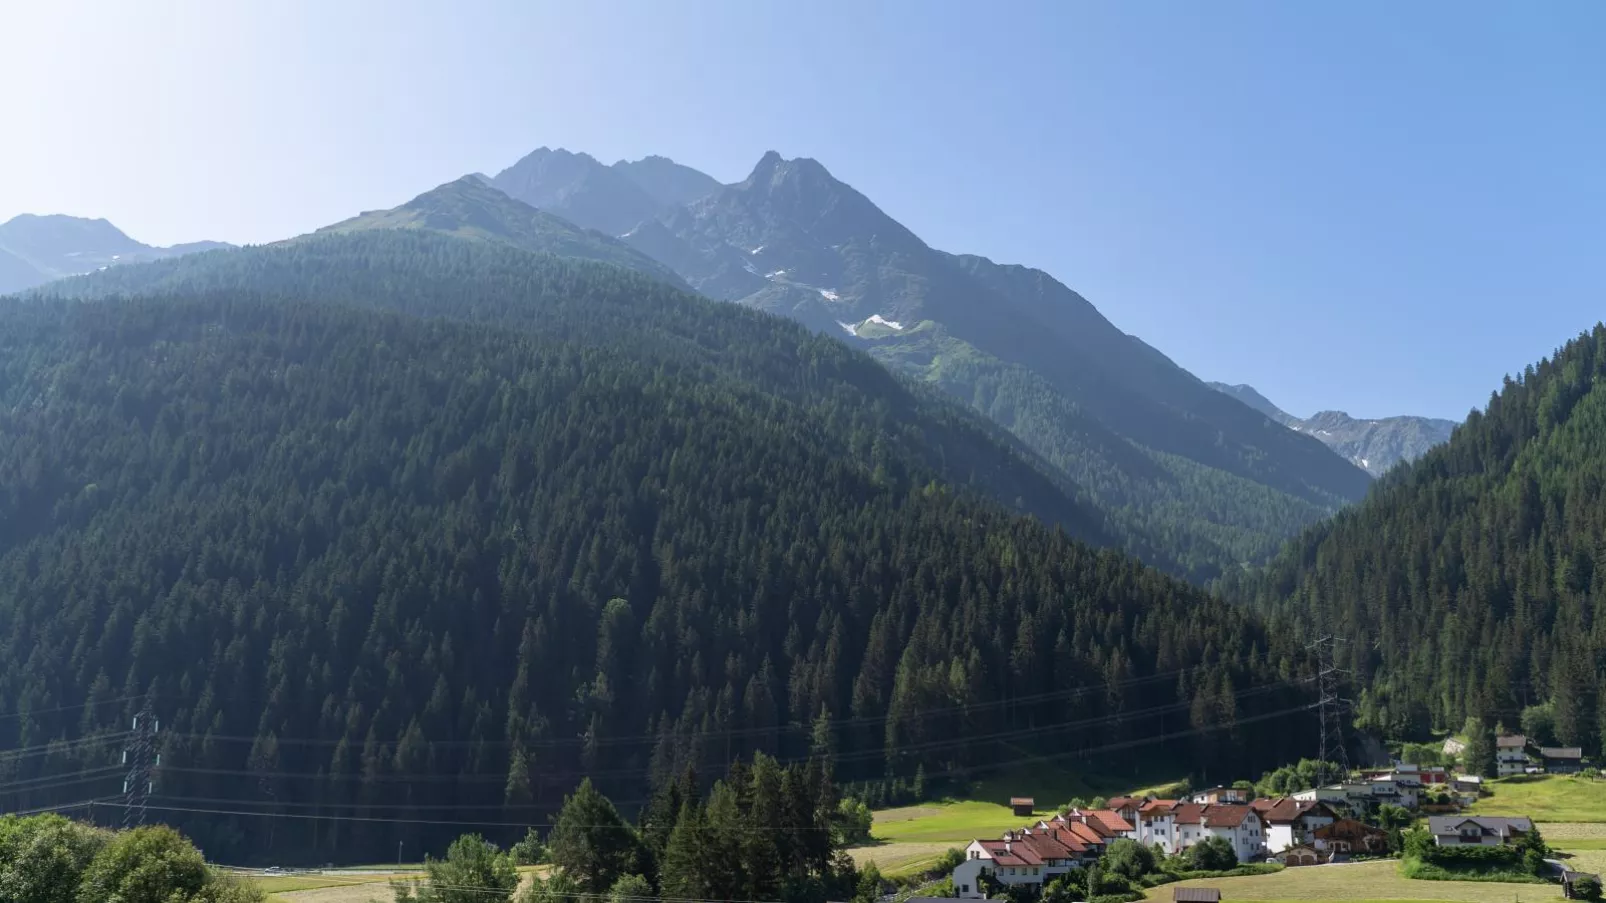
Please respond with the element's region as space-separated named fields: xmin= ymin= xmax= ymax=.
xmin=945 ymin=734 xmax=1600 ymax=902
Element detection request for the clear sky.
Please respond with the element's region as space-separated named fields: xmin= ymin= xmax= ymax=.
xmin=3 ymin=0 xmax=1602 ymax=420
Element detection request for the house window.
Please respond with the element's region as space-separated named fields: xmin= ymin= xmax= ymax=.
xmin=960 ymin=885 xmax=969 ymax=894
xmin=1033 ymin=868 xmax=1040 ymax=876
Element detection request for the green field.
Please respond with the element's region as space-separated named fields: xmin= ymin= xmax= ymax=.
xmin=850 ymin=768 xmax=1185 ymax=878
xmin=1143 ymin=859 xmax=1563 ymax=902
xmin=1467 ymin=775 xmax=1606 ymax=822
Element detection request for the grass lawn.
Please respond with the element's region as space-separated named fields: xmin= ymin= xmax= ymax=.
xmin=1142 ymin=859 xmax=1564 ymax=902
xmin=1467 ymin=775 xmax=1606 ymax=822
xmin=850 ymin=767 xmax=1183 ymax=879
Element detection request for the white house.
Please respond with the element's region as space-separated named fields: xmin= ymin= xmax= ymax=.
xmin=1134 ymin=799 xmax=1180 ymax=853
xmin=1255 ymin=799 xmax=1338 ymax=853
xmin=1171 ymin=803 xmax=1267 ymax=863
xmin=1427 ymin=815 xmax=1534 ymax=847
xmin=952 ymin=820 xmax=1112 ymax=898
xmin=1291 ymin=785 xmax=1349 ymax=805
xmin=1496 ymin=735 xmax=1531 ymax=777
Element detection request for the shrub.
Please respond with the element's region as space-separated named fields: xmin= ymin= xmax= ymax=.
xmin=1183 ymin=836 xmax=1237 ymax=872
xmin=835 ymin=798 xmax=874 ymax=845
xmin=1573 ymin=874 xmax=1602 ymax=901
xmin=511 ymin=828 xmax=547 ymax=866
xmin=1102 ymin=839 xmax=1157 ymax=880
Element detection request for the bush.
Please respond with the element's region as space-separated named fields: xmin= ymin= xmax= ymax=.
xmin=1102 ymin=839 xmax=1157 ymax=880
xmin=927 ymin=848 xmax=965 ymax=879
xmin=511 ymin=828 xmax=547 ymax=866
xmin=835 ymin=798 xmax=874 ymax=845
xmin=1183 ymin=836 xmax=1237 ymax=872
xmin=1573 ymin=874 xmax=1602 ymax=901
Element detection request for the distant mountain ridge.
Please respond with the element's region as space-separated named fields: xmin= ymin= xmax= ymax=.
xmin=0 ymin=213 xmax=230 ymax=294
xmin=488 ymin=146 xmax=1371 ymax=575
xmin=1209 ymin=381 xmax=1458 ymax=475
xmin=317 ymin=176 xmax=691 ymax=289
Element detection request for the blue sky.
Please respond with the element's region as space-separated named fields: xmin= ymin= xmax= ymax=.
xmin=3 ymin=0 xmax=1601 ymax=420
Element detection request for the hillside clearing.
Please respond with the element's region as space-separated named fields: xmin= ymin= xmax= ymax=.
xmin=1142 ymin=859 xmax=1563 ymax=901
xmin=1468 ymin=775 xmax=1606 ymax=822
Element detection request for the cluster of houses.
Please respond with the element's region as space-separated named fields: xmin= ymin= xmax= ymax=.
xmin=1442 ymin=732 xmax=1587 ymax=776
xmin=951 ymin=771 xmax=1544 ymax=899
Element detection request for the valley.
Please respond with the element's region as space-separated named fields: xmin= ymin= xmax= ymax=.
xmin=1 ymin=8 xmax=1599 ymax=901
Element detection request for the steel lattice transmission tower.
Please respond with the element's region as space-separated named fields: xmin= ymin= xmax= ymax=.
xmin=121 ymin=703 xmax=160 ymax=828
xmin=1308 ymin=633 xmax=1351 ymax=788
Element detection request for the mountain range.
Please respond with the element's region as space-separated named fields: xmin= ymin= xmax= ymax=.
xmin=490 ymin=148 xmax=1373 ymax=575
xmin=0 ymin=229 xmax=1313 ymax=862
xmin=7 ymin=149 xmax=1387 ymax=578
xmin=0 ymin=213 xmax=229 ymax=294
xmin=3 ymin=137 xmax=1603 ymax=870
xmin=1208 ymin=382 xmax=1458 ymax=476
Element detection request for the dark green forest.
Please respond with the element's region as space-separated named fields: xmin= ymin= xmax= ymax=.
xmin=1228 ymin=324 xmax=1606 ymax=756
xmin=0 ymin=233 xmax=1319 ymax=863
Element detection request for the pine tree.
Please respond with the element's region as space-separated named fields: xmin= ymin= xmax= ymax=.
xmin=547 ymin=778 xmax=641 ymax=895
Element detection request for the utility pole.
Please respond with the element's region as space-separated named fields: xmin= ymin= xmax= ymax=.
xmin=121 ymin=703 xmax=160 ymax=828
xmin=1308 ymin=634 xmax=1351 ymax=788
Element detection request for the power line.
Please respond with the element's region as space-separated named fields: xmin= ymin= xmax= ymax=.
xmin=0 ymin=695 xmax=145 ymax=723
xmin=0 ymin=732 xmax=132 ymax=765
xmin=156 ymin=667 xmax=1204 ymax=751
xmin=70 ymin=703 xmax=1314 ymax=833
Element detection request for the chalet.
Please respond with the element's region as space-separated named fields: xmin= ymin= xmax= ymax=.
xmin=1541 ymin=747 xmax=1584 ymax=774
xmin=953 ymin=820 xmax=1107 ymax=898
xmin=1134 ymin=799 xmax=1180 ymax=852
xmin=1188 ymin=786 xmax=1250 ymax=805
xmin=1311 ymin=817 xmax=1389 ymax=854
xmin=1496 ymin=734 xmax=1531 ymax=776
xmin=1427 ymin=815 xmax=1534 ymax=846
xmin=1172 ymin=803 xmax=1266 ymax=862
xmin=1105 ymin=796 xmax=1143 ymax=824
xmin=1049 ymin=808 xmax=1137 ymax=842
xmin=1451 ymin=774 xmax=1483 ymax=795
xmin=1256 ymin=798 xmax=1338 ymax=853
xmin=1009 ymin=797 xmax=1035 ymax=817
xmin=1276 ymin=844 xmax=1323 ymax=867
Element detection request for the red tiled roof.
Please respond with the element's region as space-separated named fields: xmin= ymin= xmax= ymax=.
xmin=1250 ymin=798 xmax=1278 ymax=814
xmin=1201 ymin=804 xmax=1254 ymax=828
xmin=977 ymin=838 xmax=1043 ymax=867
xmin=1087 ymin=809 xmax=1135 ymax=834
xmin=1139 ymin=799 xmax=1178 ymax=815
xmin=1107 ymin=796 xmax=1140 ymax=811
xmin=1065 ymin=821 xmax=1106 ymax=846
xmin=1170 ymin=803 xmax=1207 ymax=825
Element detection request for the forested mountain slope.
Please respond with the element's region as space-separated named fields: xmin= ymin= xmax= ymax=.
xmin=1 ymin=233 xmax=1319 ymax=862
xmin=1228 ymin=324 xmax=1606 ymax=754
xmin=605 ymin=150 xmax=1371 ymax=575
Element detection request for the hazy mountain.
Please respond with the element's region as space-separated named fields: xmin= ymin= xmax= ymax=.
xmin=611 ymin=154 xmax=723 ymax=206
xmin=604 ymin=149 xmax=1371 ymax=575
xmin=0 ymin=213 xmax=231 ymax=294
xmin=1208 ymin=381 xmax=1458 ymax=476
xmin=489 ymin=147 xmax=666 ymax=235
xmin=318 ymin=175 xmax=691 ymax=288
